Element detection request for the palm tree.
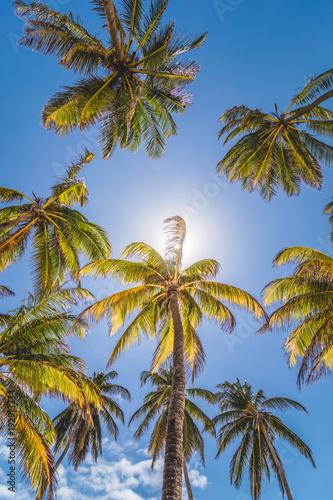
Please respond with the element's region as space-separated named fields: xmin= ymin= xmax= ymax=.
xmin=14 ymin=0 xmax=207 ymax=159
xmin=261 ymin=246 xmax=333 ymax=386
xmin=129 ymin=368 xmax=215 ymax=500
xmin=217 ymin=70 xmax=333 ymax=200
xmin=0 ymin=286 xmax=100 ymax=499
xmin=80 ymin=215 xmax=266 ymax=500
xmin=52 ymin=370 xmax=130 ymax=473
xmin=0 ymin=150 xmax=110 ymax=290
xmin=213 ymin=379 xmax=315 ymax=500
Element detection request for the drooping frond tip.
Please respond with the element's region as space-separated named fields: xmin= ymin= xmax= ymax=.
xmin=163 ymin=215 xmax=186 ymax=265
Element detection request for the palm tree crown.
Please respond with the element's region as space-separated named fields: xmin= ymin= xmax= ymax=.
xmin=0 ymin=150 xmax=111 ymax=290
xmin=213 ymin=379 xmax=315 ymax=500
xmin=217 ymin=71 xmax=333 ymax=200
xmin=53 ymin=370 xmax=130 ymax=470
xmin=14 ymin=0 xmax=207 ymax=158
xmin=80 ymin=216 xmax=266 ymax=377
xmin=129 ymin=368 xmax=215 ymax=466
xmin=0 ymin=286 xmax=100 ymax=499
xmin=261 ymin=246 xmax=333 ymax=386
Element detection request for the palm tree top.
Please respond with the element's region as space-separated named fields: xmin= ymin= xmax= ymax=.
xmin=0 ymin=150 xmax=111 ymax=290
xmin=14 ymin=0 xmax=207 ymax=158
xmin=80 ymin=216 xmax=266 ymax=378
xmin=0 ymin=286 xmax=102 ymax=499
xmin=52 ymin=369 xmax=130 ymax=474
xmin=217 ymin=71 xmax=333 ymax=200
xmin=261 ymin=246 xmax=333 ymax=386
xmin=129 ymin=367 xmax=215 ymax=467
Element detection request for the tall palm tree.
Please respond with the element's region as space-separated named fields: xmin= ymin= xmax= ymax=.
xmin=0 ymin=286 xmax=101 ymax=499
xmin=52 ymin=370 xmax=130 ymax=472
xmin=213 ymin=379 xmax=315 ymax=500
xmin=0 ymin=150 xmax=110 ymax=290
xmin=80 ymin=215 xmax=266 ymax=500
xmin=129 ymin=368 xmax=215 ymax=500
xmin=14 ymin=0 xmax=207 ymax=159
xmin=217 ymin=70 xmax=333 ymax=200
xmin=261 ymin=246 xmax=333 ymax=386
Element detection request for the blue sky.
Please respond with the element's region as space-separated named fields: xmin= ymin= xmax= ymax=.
xmin=1 ymin=0 xmax=333 ymax=498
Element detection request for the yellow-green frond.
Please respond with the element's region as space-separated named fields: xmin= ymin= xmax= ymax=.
xmin=197 ymin=281 xmax=266 ymax=321
xmin=108 ymin=297 xmax=163 ymax=365
xmin=273 ymin=246 xmax=333 ymax=267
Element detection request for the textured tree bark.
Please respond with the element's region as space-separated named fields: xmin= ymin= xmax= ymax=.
xmin=161 ymin=293 xmax=185 ymax=500
xmin=101 ymin=0 xmax=124 ymax=59
xmin=287 ymin=88 xmax=333 ymax=121
xmin=183 ymin=458 xmax=194 ymax=500
xmin=53 ymin=417 xmax=80 ymax=473
xmin=261 ymin=424 xmax=293 ymax=500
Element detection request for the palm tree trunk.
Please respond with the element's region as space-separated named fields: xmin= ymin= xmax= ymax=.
xmin=101 ymin=0 xmax=124 ymax=59
xmin=183 ymin=458 xmax=194 ymax=500
xmin=162 ymin=293 xmax=186 ymax=500
xmin=53 ymin=417 xmax=80 ymax=473
xmin=288 ymin=88 xmax=333 ymax=121
xmin=261 ymin=424 xmax=293 ymax=500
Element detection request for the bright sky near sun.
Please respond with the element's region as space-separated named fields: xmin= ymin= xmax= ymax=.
xmin=1 ymin=0 xmax=333 ymax=498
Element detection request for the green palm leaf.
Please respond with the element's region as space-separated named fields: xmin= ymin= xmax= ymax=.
xmin=262 ymin=246 xmax=333 ymax=384
xmin=15 ymin=0 xmax=206 ymax=158
xmin=217 ymin=76 xmax=333 ymax=199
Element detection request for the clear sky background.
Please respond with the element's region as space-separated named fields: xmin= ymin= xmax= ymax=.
xmin=1 ymin=0 xmax=333 ymax=499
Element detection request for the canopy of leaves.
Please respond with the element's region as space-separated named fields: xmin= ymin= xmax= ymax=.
xmin=14 ymin=0 xmax=207 ymax=158
xmin=261 ymin=246 xmax=333 ymax=386
xmin=0 ymin=150 xmax=111 ymax=290
xmin=217 ymin=75 xmax=333 ymax=200
xmin=0 ymin=287 xmax=100 ymax=499
xmin=53 ymin=370 xmax=130 ymax=469
xmin=129 ymin=367 xmax=215 ymax=467
xmin=80 ymin=216 xmax=266 ymax=380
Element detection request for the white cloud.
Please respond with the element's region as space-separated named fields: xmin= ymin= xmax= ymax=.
xmin=0 ymin=484 xmax=31 ymax=500
xmin=0 ymin=441 xmax=208 ymax=500
xmin=189 ymin=469 xmax=208 ymax=489
xmin=0 ymin=445 xmax=8 ymax=460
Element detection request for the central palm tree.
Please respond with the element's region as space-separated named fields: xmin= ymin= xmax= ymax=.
xmin=260 ymin=246 xmax=333 ymax=386
xmin=213 ymin=379 xmax=315 ymax=500
xmin=14 ymin=0 xmax=206 ymax=158
xmin=80 ymin=216 xmax=266 ymax=499
xmin=129 ymin=368 xmax=215 ymax=500
xmin=217 ymin=69 xmax=333 ymax=200
xmin=0 ymin=150 xmax=110 ymax=290
xmin=52 ymin=370 xmax=130 ymax=472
